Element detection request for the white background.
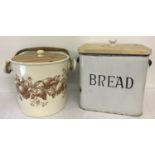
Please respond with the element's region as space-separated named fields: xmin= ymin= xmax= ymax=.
xmin=0 ymin=0 xmax=155 ymax=155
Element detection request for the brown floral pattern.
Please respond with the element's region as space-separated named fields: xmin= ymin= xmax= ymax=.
xmin=14 ymin=69 xmax=67 ymax=107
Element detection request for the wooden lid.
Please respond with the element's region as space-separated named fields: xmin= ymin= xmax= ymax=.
xmin=11 ymin=50 xmax=68 ymax=63
xmin=79 ymin=42 xmax=152 ymax=56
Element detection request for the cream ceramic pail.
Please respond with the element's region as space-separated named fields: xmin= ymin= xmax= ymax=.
xmin=3 ymin=47 xmax=76 ymax=117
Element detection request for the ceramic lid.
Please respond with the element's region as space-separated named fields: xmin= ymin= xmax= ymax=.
xmin=11 ymin=48 xmax=69 ymax=63
xmin=78 ymin=41 xmax=152 ymax=56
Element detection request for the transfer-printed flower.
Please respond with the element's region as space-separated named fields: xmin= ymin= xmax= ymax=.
xmin=14 ymin=69 xmax=67 ymax=107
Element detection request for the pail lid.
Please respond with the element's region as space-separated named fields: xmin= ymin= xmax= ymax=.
xmin=3 ymin=47 xmax=77 ymax=74
xmin=11 ymin=47 xmax=69 ymax=63
xmin=78 ymin=41 xmax=152 ymax=56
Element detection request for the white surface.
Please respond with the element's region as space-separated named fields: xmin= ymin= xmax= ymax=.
xmin=0 ymin=88 xmax=155 ymax=118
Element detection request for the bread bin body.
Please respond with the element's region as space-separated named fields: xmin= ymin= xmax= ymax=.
xmin=79 ymin=43 xmax=152 ymax=116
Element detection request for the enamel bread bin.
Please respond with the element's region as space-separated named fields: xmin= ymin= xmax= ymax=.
xmin=3 ymin=47 xmax=76 ymax=117
xmin=78 ymin=42 xmax=152 ymax=116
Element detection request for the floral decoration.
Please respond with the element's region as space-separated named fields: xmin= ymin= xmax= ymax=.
xmin=14 ymin=69 xmax=67 ymax=107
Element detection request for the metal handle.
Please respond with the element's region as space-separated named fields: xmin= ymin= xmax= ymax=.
xmin=76 ymin=57 xmax=80 ymax=63
xmin=15 ymin=47 xmax=76 ymax=71
xmin=3 ymin=61 xmax=12 ymax=74
xmin=148 ymin=59 xmax=152 ymax=67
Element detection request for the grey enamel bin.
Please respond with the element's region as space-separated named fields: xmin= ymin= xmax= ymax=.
xmin=78 ymin=43 xmax=152 ymax=116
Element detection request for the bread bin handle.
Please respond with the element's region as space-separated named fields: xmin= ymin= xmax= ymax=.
xmin=148 ymin=59 xmax=152 ymax=67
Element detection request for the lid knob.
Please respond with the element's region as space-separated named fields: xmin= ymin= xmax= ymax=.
xmin=37 ymin=50 xmax=45 ymax=57
xmin=109 ymin=40 xmax=117 ymax=47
